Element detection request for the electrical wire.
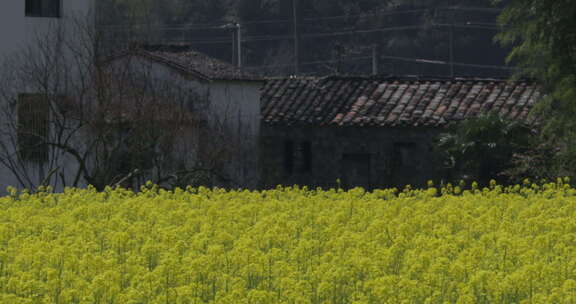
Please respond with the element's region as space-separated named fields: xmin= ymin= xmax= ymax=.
xmin=244 ymin=55 xmax=514 ymax=71
xmin=244 ymin=56 xmax=373 ymax=70
xmin=99 ymin=6 xmax=501 ymax=30
xmin=443 ymin=6 xmax=503 ymax=13
xmin=302 ymin=8 xmax=431 ymax=23
xmin=105 ymin=22 xmax=502 ymax=46
xmin=302 ymin=25 xmax=430 ymax=39
xmin=101 ymin=8 xmax=432 ymax=29
xmin=100 ymin=7 xmax=502 ymax=35
xmin=379 ymin=55 xmax=515 ymax=70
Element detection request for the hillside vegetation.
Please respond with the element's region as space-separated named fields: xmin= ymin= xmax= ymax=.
xmin=99 ymin=0 xmax=507 ymax=77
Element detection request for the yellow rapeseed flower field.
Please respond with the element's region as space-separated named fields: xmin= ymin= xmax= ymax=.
xmin=1 ymin=181 xmax=576 ymax=303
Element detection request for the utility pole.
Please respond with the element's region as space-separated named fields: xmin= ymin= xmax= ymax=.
xmin=231 ymin=27 xmax=237 ymax=66
xmin=448 ymin=4 xmax=455 ymax=77
xmin=222 ymin=23 xmax=242 ymax=69
xmin=335 ymin=43 xmax=344 ymax=74
xmin=449 ymin=20 xmax=455 ymax=77
xmin=236 ymin=23 xmax=243 ymax=70
xmin=292 ymin=0 xmax=301 ymax=75
xmin=372 ymin=44 xmax=380 ymax=76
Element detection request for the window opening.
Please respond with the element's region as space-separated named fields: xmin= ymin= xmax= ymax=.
xmin=26 ymin=0 xmax=61 ymax=18
xmin=284 ymin=140 xmax=294 ymax=175
xmin=301 ymin=141 xmax=312 ymax=173
xmin=18 ymin=94 xmax=50 ymax=163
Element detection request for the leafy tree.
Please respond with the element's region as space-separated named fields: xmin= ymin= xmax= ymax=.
xmin=436 ymin=114 xmax=533 ymax=185
xmin=496 ymin=0 xmax=576 ymax=177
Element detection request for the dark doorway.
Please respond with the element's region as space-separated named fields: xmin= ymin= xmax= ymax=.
xmin=341 ymin=153 xmax=372 ymax=189
xmin=392 ymin=142 xmax=418 ymax=187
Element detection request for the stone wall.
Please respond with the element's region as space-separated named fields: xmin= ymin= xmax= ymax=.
xmin=260 ymin=125 xmax=442 ymax=190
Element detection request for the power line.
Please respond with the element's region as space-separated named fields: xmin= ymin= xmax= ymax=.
xmin=239 ymin=25 xmax=433 ymax=42
xmin=243 ymin=56 xmax=373 ymax=70
xmin=239 ymin=9 xmax=433 ymax=26
xmin=444 ymin=6 xmax=503 ymax=13
xmin=245 ymin=34 xmax=293 ymax=42
xmin=106 ymin=22 xmax=503 ymax=46
xmin=99 ymin=5 xmax=502 ymax=30
xmin=103 ymin=20 xmax=505 ymax=49
xmin=100 ymin=7 xmax=503 ymax=35
xmin=100 ymin=24 xmax=226 ymax=32
xmin=100 ymin=22 xmax=226 ymax=30
xmin=302 ymin=8 xmax=431 ymax=23
xmin=244 ymin=55 xmax=513 ymax=71
xmin=435 ymin=23 xmax=500 ymax=30
xmin=101 ymin=8 xmax=433 ymax=29
xmin=244 ymin=23 xmax=501 ymax=42
xmin=302 ymin=25 xmax=430 ymax=39
xmin=105 ymin=37 xmax=234 ymax=45
xmin=379 ymin=55 xmax=515 ymax=70
xmin=118 ymin=26 xmax=427 ymax=45
xmin=242 ymin=19 xmax=291 ymax=25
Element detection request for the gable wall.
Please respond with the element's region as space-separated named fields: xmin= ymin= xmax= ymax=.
xmin=210 ymin=81 xmax=262 ymax=188
xmin=107 ymin=56 xmax=263 ymax=189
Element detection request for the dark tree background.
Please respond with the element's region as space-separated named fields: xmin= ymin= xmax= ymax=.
xmin=98 ymin=0 xmax=511 ymax=77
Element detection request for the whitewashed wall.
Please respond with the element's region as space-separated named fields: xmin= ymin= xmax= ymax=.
xmin=0 ymin=0 xmax=94 ymax=60
xmin=0 ymin=0 xmax=94 ymax=193
xmin=209 ymin=81 xmax=262 ymax=188
xmin=104 ymin=55 xmax=263 ymax=189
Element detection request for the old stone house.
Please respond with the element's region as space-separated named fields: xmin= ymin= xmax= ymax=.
xmin=260 ymin=76 xmax=541 ymax=189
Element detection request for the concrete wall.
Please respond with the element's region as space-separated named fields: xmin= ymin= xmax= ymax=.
xmin=106 ymin=56 xmax=263 ymax=189
xmin=0 ymin=0 xmax=94 ymax=60
xmin=0 ymin=0 xmax=94 ymax=193
xmin=260 ymin=125 xmax=442 ymax=190
xmin=209 ymin=81 xmax=262 ymax=188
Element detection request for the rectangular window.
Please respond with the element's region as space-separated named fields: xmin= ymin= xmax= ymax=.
xmin=18 ymin=94 xmax=50 ymax=163
xmin=283 ymin=140 xmax=294 ymax=175
xmin=26 ymin=0 xmax=61 ymax=18
xmin=300 ymin=141 xmax=312 ymax=173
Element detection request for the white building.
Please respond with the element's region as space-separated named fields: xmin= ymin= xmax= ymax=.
xmin=105 ymin=45 xmax=263 ymax=189
xmin=0 ymin=2 xmax=262 ymax=192
xmin=0 ymin=0 xmax=95 ymax=59
xmin=0 ymin=0 xmax=95 ymax=192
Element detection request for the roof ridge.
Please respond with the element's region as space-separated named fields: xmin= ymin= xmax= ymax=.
xmin=117 ymin=43 xmax=262 ymax=81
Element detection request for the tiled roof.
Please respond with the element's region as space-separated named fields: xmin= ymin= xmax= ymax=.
xmin=262 ymin=76 xmax=541 ymax=127
xmin=132 ymin=45 xmax=261 ymax=81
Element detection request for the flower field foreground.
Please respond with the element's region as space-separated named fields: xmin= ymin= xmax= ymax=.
xmin=1 ymin=182 xmax=576 ymax=303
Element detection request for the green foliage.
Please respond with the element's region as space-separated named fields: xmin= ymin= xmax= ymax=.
xmin=436 ymin=114 xmax=533 ymax=185
xmin=496 ymin=0 xmax=576 ymax=176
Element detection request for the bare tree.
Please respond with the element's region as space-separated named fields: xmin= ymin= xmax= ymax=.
xmin=0 ymin=13 xmax=243 ymax=191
